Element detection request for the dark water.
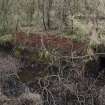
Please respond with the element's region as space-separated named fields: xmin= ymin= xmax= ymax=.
xmin=0 ymin=47 xmax=18 ymax=73
xmin=0 ymin=46 xmax=23 ymax=97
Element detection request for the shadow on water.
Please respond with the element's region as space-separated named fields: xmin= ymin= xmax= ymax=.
xmin=0 ymin=43 xmax=26 ymax=97
xmin=0 ymin=42 xmax=14 ymax=56
xmin=0 ymin=42 xmax=14 ymax=61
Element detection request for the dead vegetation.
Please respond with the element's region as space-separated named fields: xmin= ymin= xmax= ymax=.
xmin=0 ymin=31 xmax=105 ymax=105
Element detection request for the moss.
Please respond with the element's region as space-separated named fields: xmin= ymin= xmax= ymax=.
xmin=28 ymin=49 xmax=52 ymax=63
xmin=14 ymin=46 xmax=24 ymax=58
xmin=14 ymin=45 xmax=52 ymax=64
xmin=29 ymin=51 xmax=39 ymax=62
xmin=0 ymin=34 xmax=14 ymax=45
xmin=38 ymin=50 xmax=51 ymax=63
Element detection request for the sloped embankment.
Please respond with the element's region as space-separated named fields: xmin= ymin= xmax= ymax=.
xmin=1 ymin=32 xmax=105 ymax=105
xmin=14 ymin=32 xmax=87 ymax=81
xmin=14 ymin=32 xmax=105 ymax=105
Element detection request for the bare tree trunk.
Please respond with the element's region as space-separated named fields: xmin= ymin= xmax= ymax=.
xmin=62 ymin=0 xmax=68 ymax=27
xmin=89 ymin=13 xmax=100 ymax=45
xmin=27 ymin=0 xmax=35 ymax=26
xmin=42 ymin=0 xmax=47 ymax=31
xmin=42 ymin=0 xmax=53 ymax=31
xmin=46 ymin=0 xmax=53 ymax=30
xmin=69 ymin=0 xmax=74 ymax=34
xmin=0 ymin=0 xmax=11 ymax=34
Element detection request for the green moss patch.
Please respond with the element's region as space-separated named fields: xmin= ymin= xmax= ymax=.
xmin=0 ymin=34 xmax=14 ymax=44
